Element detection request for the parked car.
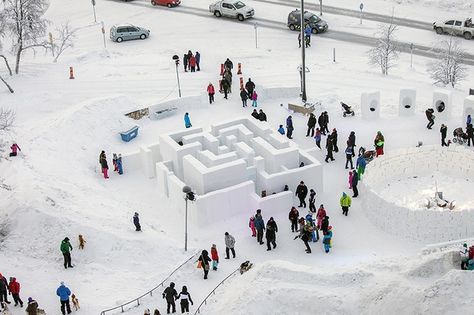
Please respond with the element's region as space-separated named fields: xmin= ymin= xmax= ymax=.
xmin=433 ymin=18 xmax=473 ymax=39
xmin=287 ymin=9 xmax=328 ymax=34
xmin=110 ymin=25 xmax=150 ymax=43
xmin=151 ymin=0 xmax=180 ymax=7
xmin=209 ymin=0 xmax=254 ymax=21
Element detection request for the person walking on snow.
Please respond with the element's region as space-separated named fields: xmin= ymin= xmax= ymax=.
xmin=221 ymin=78 xmax=230 ymax=99
xmin=255 ymin=209 xmax=265 ymax=245
xmin=460 ymin=243 xmax=469 ymax=270
xmin=195 ymin=51 xmax=201 ymax=71
xmin=316 ymin=204 xmax=326 ymax=229
xmin=295 ymin=219 xmax=313 ymax=253
xmin=8 ymin=277 xmax=23 ymax=307
xmin=211 ymin=244 xmax=219 ymax=270
xmin=295 ymin=181 xmax=308 ymax=208
xmin=321 ymin=215 xmax=330 ymax=235
xmin=298 ymin=32 xmax=302 ymax=48
xmin=356 ymin=154 xmax=366 ymax=180
xmin=278 ymin=125 xmax=285 ymax=135
xmin=186 ymin=50 xmax=193 ymax=71
xmin=99 ymin=151 xmax=109 ymax=179
xmin=240 ymin=88 xmax=248 ymax=107
xmin=198 ymin=250 xmax=211 ymax=279
xmin=251 ymin=90 xmax=258 ymax=107
xmin=374 ymin=131 xmax=384 ymax=157
xmin=314 ymin=128 xmax=321 ymax=149
xmin=309 ymin=189 xmax=316 ymax=213
xmin=117 ymin=154 xmax=123 ymax=175
xmin=286 ymin=116 xmax=294 ymax=139
xmin=348 ymin=131 xmax=356 ymax=157
xmin=318 ymin=113 xmax=325 ymax=135
xmin=306 ymin=113 xmax=316 ymax=137
xmin=323 ymin=226 xmax=333 ymax=253
xmin=60 ymin=237 xmax=73 ymax=269
xmin=0 ymin=273 xmax=11 ymax=307
xmin=245 ymin=78 xmax=255 ymax=99
xmin=467 ymin=124 xmax=474 ymax=146
xmin=351 ymin=170 xmax=359 ymax=197
xmin=325 ymin=134 xmax=335 ymax=163
xmin=345 ymin=145 xmax=354 ymax=169
xmin=184 ymin=113 xmax=192 ymax=128
xmin=440 ymin=124 xmax=448 ymax=146
xmin=265 ymin=217 xmax=278 ymax=251
xmin=223 ymin=69 xmax=232 ymax=93
xmin=330 ymin=128 xmax=338 ymax=153
xmin=9 ymin=142 xmax=21 ymax=157
xmin=340 ymin=192 xmax=351 ymax=216
xmin=224 ymin=232 xmax=236 ymax=259
xmin=323 ymin=112 xmax=330 ymax=134
xmin=177 ymin=286 xmax=193 ymax=314
xmin=189 ymin=54 xmax=196 ymax=72
xmin=207 ymin=83 xmax=215 ymax=104
xmin=304 ymin=25 xmax=312 ymax=47
xmin=183 ymin=53 xmax=188 ymax=72
xmin=348 ymin=171 xmax=354 ymax=189
xmin=133 ymin=212 xmax=141 ymax=231
xmin=224 ymin=58 xmax=233 ymax=72
xmin=162 ymin=282 xmax=178 ymax=314
xmin=425 ymin=108 xmax=435 ymax=129
xmin=248 ymin=216 xmax=256 ymax=237
xmin=26 ymin=297 xmax=38 ymax=315
xmin=288 ymin=207 xmax=299 ymax=232
xmin=113 ymin=153 xmax=118 ymax=172
xmin=56 ymin=281 xmax=72 ymax=315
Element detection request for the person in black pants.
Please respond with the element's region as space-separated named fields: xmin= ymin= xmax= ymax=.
xmin=308 ymin=189 xmax=316 ymax=213
xmin=177 ymin=286 xmax=193 ymax=314
xmin=162 ymin=282 xmax=178 ymax=313
xmin=286 ymin=116 xmax=294 ymax=139
xmin=224 ymin=232 xmax=236 ymax=259
xmin=351 ymin=170 xmax=359 ymax=197
xmin=325 ymin=135 xmax=335 ymax=163
xmin=0 ymin=274 xmax=11 ymax=307
xmin=467 ymin=124 xmax=474 ymax=146
xmin=345 ymin=145 xmax=354 ymax=169
xmin=440 ymin=124 xmax=448 ymax=146
xmin=265 ymin=217 xmax=278 ymax=251
xmin=288 ymin=207 xmax=299 ymax=232
xmin=295 ymin=181 xmax=308 ymax=208
xmin=425 ymin=108 xmax=435 ymax=129
xmin=306 ymin=113 xmax=316 ymax=137
xmin=198 ymin=250 xmax=211 ymax=279
xmin=323 ymin=112 xmax=330 ymax=134
xmin=254 ymin=209 xmax=265 ymax=245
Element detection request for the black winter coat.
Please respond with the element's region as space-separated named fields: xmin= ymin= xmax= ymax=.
xmin=163 ymin=287 xmax=178 ymax=302
xmin=258 ymin=112 xmax=267 ymax=122
xmin=440 ymin=126 xmax=447 ymax=137
xmin=265 ymin=220 xmax=278 ymax=240
xmin=348 ymin=133 xmax=356 ymax=146
xmin=321 ymin=217 xmax=329 ymax=234
xmin=307 ymin=115 xmax=316 ymax=128
xmin=240 ymin=89 xmax=248 ymax=101
xmin=0 ymin=276 xmax=8 ymax=292
xmin=296 ymin=184 xmax=308 ymax=198
xmin=245 ymin=81 xmax=255 ymax=92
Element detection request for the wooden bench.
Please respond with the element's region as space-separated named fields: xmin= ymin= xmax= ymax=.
xmin=288 ymin=103 xmax=315 ymax=116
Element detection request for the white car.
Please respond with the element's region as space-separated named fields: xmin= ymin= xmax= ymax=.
xmin=433 ymin=18 xmax=473 ymax=40
xmin=209 ymin=0 xmax=255 ymax=21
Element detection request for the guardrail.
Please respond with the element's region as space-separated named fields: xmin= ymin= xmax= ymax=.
xmin=193 ymin=267 xmax=241 ymax=315
xmin=100 ymin=251 xmax=199 ymax=315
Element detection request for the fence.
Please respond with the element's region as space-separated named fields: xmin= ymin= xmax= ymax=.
xmin=193 ymin=267 xmax=241 ymax=315
xmin=100 ymin=252 xmax=199 ymax=315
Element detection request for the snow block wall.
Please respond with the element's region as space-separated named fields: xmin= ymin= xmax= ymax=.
xmin=361 ymin=91 xmax=380 ymax=119
xmin=399 ymin=89 xmax=416 ymax=117
xmin=432 ymin=90 xmax=452 ymax=121
xmin=362 ymin=145 xmax=474 ymax=243
xmin=462 ymin=95 xmax=474 ymax=122
xmin=125 ymin=117 xmax=323 ymax=226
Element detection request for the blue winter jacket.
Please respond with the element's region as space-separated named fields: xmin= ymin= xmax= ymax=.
xmin=56 ymin=285 xmax=71 ymax=301
xmin=356 ymin=156 xmax=366 ymax=169
xmin=254 ymin=215 xmax=265 ymax=230
xmin=286 ymin=117 xmax=293 ymax=129
xmin=195 ymin=52 xmax=201 ymax=63
xmin=278 ymin=127 xmax=285 ymax=135
xmin=304 ymin=26 xmax=312 ymax=36
xmin=184 ymin=114 xmax=192 ymax=128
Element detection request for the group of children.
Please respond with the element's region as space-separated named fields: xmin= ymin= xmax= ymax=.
xmin=98 ymin=151 xmax=123 ymax=179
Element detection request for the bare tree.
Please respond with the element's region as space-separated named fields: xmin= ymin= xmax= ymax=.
xmin=0 ymin=108 xmax=15 ymax=131
xmin=427 ymin=36 xmax=467 ymax=88
xmin=0 ymin=11 xmax=14 ymax=92
xmin=368 ymin=22 xmax=399 ymax=75
xmin=3 ymin=0 xmax=49 ymax=74
xmin=53 ymin=22 xmax=76 ymax=63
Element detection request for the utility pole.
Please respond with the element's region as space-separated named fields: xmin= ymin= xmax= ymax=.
xmin=300 ymin=0 xmax=307 ymax=103
xmin=173 ymin=55 xmax=182 ymax=98
xmin=91 ymin=0 xmax=97 ymax=23
xmin=319 ymin=0 xmax=323 ymax=16
xmin=359 ymin=2 xmax=364 ymax=25
xmin=254 ymin=22 xmax=258 ymax=48
xmin=410 ymin=43 xmax=413 ymax=69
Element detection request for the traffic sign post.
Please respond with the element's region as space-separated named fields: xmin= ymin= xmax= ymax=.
xmin=359 ymin=3 xmax=364 ymax=25
xmin=91 ymin=0 xmax=97 ymax=23
xmin=254 ymin=22 xmax=258 ymax=49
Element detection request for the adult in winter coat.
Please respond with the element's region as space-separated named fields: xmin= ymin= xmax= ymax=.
xmin=8 ymin=277 xmax=23 ymax=307
xmin=440 ymin=124 xmax=448 ymax=147
xmin=240 ymin=88 xmax=248 ymax=107
xmin=251 ymin=109 xmax=259 ymax=120
xmin=278 ymin=125 xmax=285 ymax=135
xmin=345 ymin=145 xmax=354 ymax=169
xmin=314 ymin=128 xmax=321 ymax=148
xmin=183 ymin=54 xmax=188 ymax=72
xmin=255 ymin=209 xmax=265 ymax=245
xmin=186 ymin=50 xmax=193 ymax=71
xmin=304 ymin=25 xmax=312 ymax=47
xmin=351 ymin=170 xmax=359 ymax=197
xmin=467 ymin=124 xmax=474 ymax=146
xmin=162 ymin=282 xmax=178 ymax=314
xmin=425 ymin=108 xmax=435 ymax=129
xmin=286 ymin=116 xmax=294 ymax=139
xmin=60 ymin=237 xmax=73 ymax=269
xmin=265 ymin=217 xmax=278 ymax=251
xmin=221 ymin=78 xmax=230 ymax=99
xmin=258 ymin=109 xmax=266 ymax=121
xmin=309 ymin=189 xmax=316 ymax=213
xmin=133 ymin=212 xmax=141 ymax=231
xmin=224 ymin=58 xmax=233 ymax=71
xmin=295 ymin=181 xmax=308 ymax=208
xmin=224 ymin=232 xmax=236 ymax=259
xmin=340 ymin=192 xmax=351 ymax=216
xmin=299 ymin=221 xmax=313 ymax=253
xmin=177 ymin=286 xmax=193 ymax=314
xmin=318 ymin=113 xmax=325 ymax=135
xmin=198 ymin=250 xmax=212 ymax=279
xmin=325 ymin=135 xmax=335 ymax=163
xmin=323 ymin=112 xmax=330 ymax=134
xmin=245 ymin=79 xmax=255 ymax=99
xmin=323 ymin=226 xmax=333 ymax=253
xmin=467 ymin=114 xmax=472 ymax=127
xmin=374 ymin=131 xmax=384 ymax=157
xmin=356 ymin=155 xmax=366 ymax=180
xmin=0 ymin=273 xmax=11 ymax=306
xmin=56 ymin=281 xmax=72 ymax=315
xmin=26 ymin=297 xmax=38 ymax=315
xmin=248 ymin=216 xmax=256 ymax=237
xmin=316 ymin=204 xmax=326 ymax=229
xmin=211 ymin=244 xmax=219 ymax=270
xmin=330 ymin=128 xmax=338 ymax=152
xmin=195 ymin=51 xmax=201 ymax=71
xmin=306 ymin=113 xmax=316 ymax=137
xmin=251 ymin=90 xmax=258 ymax=107
xmin=223 ymin=70 xmax=232 ymax=92
xmin=189 ymin=55 xmax=196 ymax=72
xmin=184 ymin=113 xmax=192 ymax=128
xmin=321 ymin=216 xmax=329 ymax=235
xmin=348 ymin=131 xmax=356 ymax=156
xmin=9 ymin=143 xmax=21 ymax=157
xmin=288 ymin=207 xmax=299 ymax=232
xmin=207 ymin=83 xmax=215 ymax=104
xmin=99 ymin=151 xmax=109 ymax=179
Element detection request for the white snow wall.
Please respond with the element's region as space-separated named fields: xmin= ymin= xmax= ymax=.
xmin=362 ymin=145 xmax=474 ymax=244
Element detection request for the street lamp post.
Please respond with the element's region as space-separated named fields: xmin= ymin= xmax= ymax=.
xmin=300 ymin=0 xmax=307 ymax=103
xmin=172 ymin=55 xmax=182 ymax=98
xmin=182 ymin=186 xmax=195 ymax=252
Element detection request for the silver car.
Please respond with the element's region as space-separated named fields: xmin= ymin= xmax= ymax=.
xmin=110 ymin=25 xmax=150 ymax=43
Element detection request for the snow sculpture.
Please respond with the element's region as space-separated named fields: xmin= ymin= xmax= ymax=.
xmin=462 ymin=95 xmax=474 ymax=121
xmin=432 ymin=90 xmax=452 ymax=120
xmin=361 ymin=91 xmax=380 ymax=119
xmin=398 ymin=89 xmax=416 ymax=117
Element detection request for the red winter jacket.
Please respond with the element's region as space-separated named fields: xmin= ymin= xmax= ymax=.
xmin=9 ymin=278 xmax=20 ymax=294
xmin=211 ymin=247 xmax=219 ymax=260
xmin=189 ymin=56 xmax=196 ymax=67
xmin=207 ymin=84 xmax=215 ymax=94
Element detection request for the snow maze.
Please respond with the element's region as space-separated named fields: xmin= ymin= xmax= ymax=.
xmin=362 ymin=145 xmax=474 ymax=243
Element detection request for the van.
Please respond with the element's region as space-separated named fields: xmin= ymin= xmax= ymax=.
xmin=287 ymin=10 xmax=328 ymax=34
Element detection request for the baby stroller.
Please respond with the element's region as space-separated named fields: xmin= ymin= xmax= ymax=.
xmin=452 ymin=127 xmax=468 ymax=144
xmin=341 ymin=102 xmax=355 ymax=117
xmin=358 ymin=146 xmax=376 ymax=163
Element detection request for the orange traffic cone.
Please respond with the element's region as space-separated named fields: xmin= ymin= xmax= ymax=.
xmin=220 ymin=64 xmax=224 ymax=76
xmin=237 ymin=63 xmax=242 ymax=75
xmin=239 ymin=77 xmax=244 ymax=90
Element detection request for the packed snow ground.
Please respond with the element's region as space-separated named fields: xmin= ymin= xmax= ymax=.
xmin=1 ymin=0 xmax=474 ymax=314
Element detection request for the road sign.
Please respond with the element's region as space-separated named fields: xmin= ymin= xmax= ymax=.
xmin=360 ymin=3 xmax=364 ymax=10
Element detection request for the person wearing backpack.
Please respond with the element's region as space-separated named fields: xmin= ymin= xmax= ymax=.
xmin=198 ymin=250 xmax=211 ymax=279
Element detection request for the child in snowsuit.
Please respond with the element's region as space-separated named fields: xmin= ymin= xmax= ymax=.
xmin=9 ymin=143 xmax=21 ymax=157
xmin=348 ymin=171 xmax=354 ymax=189
xmin=251 ymin=90 xmax=258 ymax=107
xmin=99 ymin=151 xmax=109 ymax=179
xmin=211 ymin=244 xmax=219 ymax=270
xmin=323 ymin=226 xmax=333 ymax=253
xmin=316 ymin=205 xmax=326 ymax=229
xmin=314 ymin=128 xmax=321 ymax=149
xmin=117 ymin=154 xmax=123 ymax=175
xmin=78 ymin=234 xmax=86 ymax=249
xmin=207 ymin=83 xmax=215 ymax=104
xmin=113 ymin=153 xmax=118 ymax=172
xmin=184 ymin=113 xmax=192 ymax=128
xmin=249 ymin=216 xmax=256 ymax=237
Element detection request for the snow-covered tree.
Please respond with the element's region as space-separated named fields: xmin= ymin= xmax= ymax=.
xmin=53 ymin=22 xmax=76 ymax=63
xmin=0 ymin=108 xmax=15 ymax=131
xmin=368 ymin=22 xmax=399 ymax=75
xmin=0 ymin=12 xmax=14 ymax=93
xmin=3 ymin=0 xmax=49 ymax=74
xmin=427 ymin=36 xmax=467 ymax=88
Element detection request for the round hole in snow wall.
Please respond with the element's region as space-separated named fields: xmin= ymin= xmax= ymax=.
xmin=404 ymin=105 xmax=411 ymax=109
xmin=370 ymin=107 xmax=376 ymax=112
xmin=436 ymin=100 xmax=445 ymax=113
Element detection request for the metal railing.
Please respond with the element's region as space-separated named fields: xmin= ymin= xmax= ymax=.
xmin=193 ymin=267 xmax=241 ymax=315
xmin=100 ymin=251 xmax=199 ymax=315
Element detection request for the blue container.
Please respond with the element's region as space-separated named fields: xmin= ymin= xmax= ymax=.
xmin=120 ymin=126 xmax=139 ymax=142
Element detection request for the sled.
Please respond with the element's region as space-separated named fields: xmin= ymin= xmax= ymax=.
xmin=240 ymin=260 xmax=253 ymax=274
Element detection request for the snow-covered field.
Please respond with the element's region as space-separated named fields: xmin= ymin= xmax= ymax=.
xmin=1 ymin=0 xmax=474 ymax=314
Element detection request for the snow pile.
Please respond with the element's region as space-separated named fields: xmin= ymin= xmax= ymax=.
xmin=204 ymin=250 xmax=474 ymax=315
